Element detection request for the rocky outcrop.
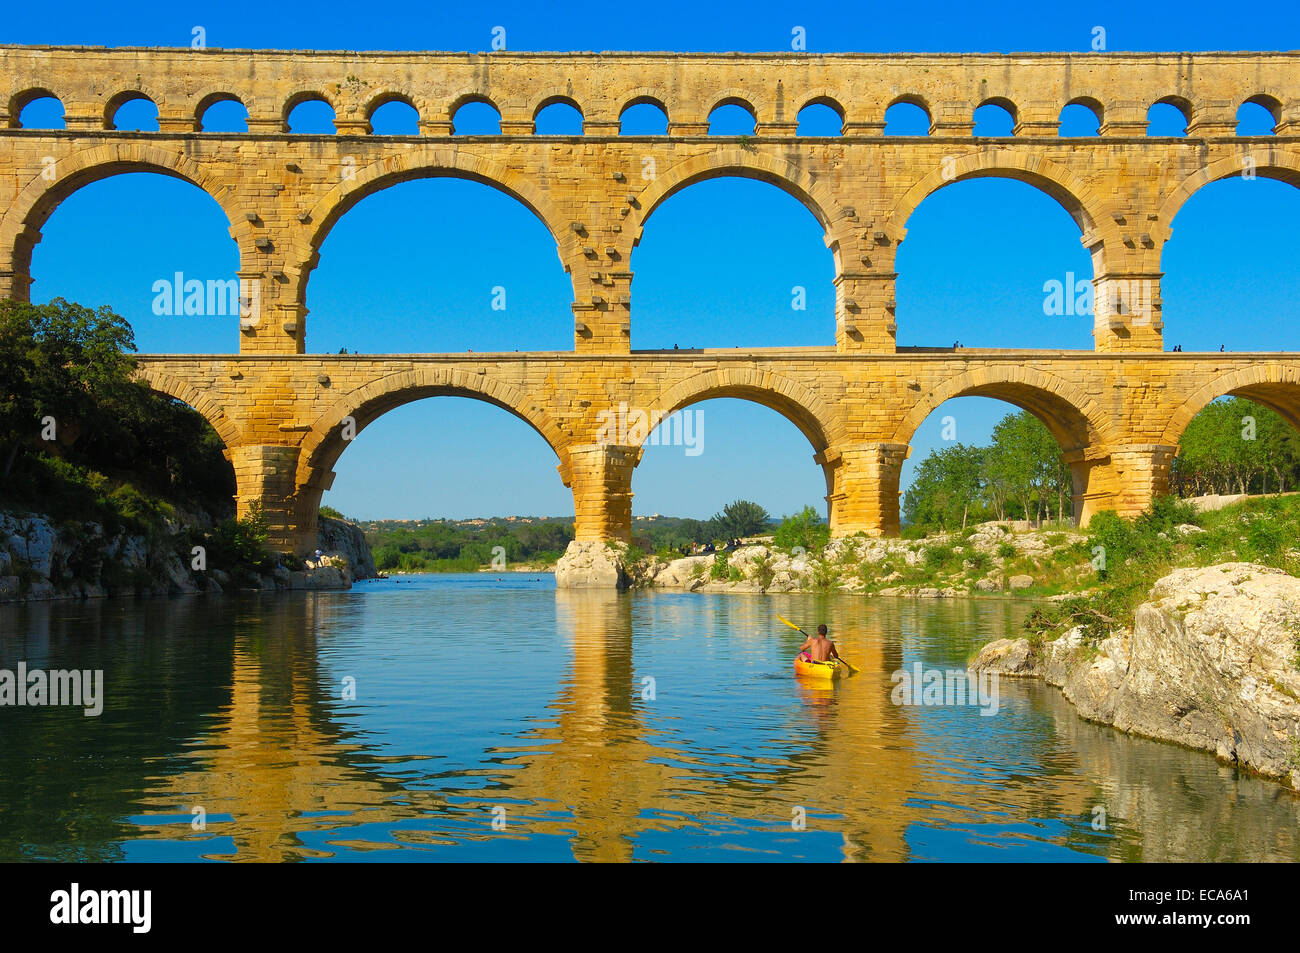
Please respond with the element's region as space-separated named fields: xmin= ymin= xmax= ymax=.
xmin=317 ymin=515 xmax=376 ymax=581
xmin=972 ymin=563 xmax=1300 ymax=789
xmin=1 ymin=508 xmax=377 ymax=603
xmin=637 ymin=523 xmax=1087 ymax=597
xmin=554 ymin=540 xmax=633 ymax=589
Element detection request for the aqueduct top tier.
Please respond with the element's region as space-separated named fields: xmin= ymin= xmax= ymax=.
xmin=2 ymin=46 xmax=1298 ymax=354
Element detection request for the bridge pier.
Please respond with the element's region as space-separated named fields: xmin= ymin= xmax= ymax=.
xmin=563 ymin=443 xmax=643 ymax=543
xmin=226 ymin=444 xmax=312 ymax=554
xmin=822 ymin=442 xmax=910 ymax=538
xmin=1104 ymin=443 xmax=1178 ymax=518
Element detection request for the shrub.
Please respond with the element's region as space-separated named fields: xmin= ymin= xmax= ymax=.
xmin=773 ymin=505 xmax=829 ymax=554
xmin=996 ymin=542 xmax=1018 ymax=560
xmin=749 ymin=553 xmax=775 ymax=590
xmin=923 ymin=544 xmax=957 ymax=570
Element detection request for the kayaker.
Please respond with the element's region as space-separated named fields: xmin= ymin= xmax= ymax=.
xmin=797 ymin=624 xmax=842 ymax=664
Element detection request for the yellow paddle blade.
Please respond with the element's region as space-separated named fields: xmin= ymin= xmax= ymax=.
xmin=776 ymin=614 xmax=805 ymax=633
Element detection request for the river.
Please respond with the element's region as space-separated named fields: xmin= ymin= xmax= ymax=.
xmin=1 ymin=573 xmax=1296 ymax=862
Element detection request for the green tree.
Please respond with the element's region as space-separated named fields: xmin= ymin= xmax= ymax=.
xmin=707 ymin=499 xmax=770 ymax=539
xmin=902 ymin=443 xmax=986 ymax=531
xmin=773 ymin=505 xmax=829 ymax=552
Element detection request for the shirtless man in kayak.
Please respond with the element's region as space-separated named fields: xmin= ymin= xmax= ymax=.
xmin=797 ymin=624 xmax=842 ymax=664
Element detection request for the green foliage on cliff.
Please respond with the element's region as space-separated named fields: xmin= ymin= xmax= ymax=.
xmin=1023 ymin=494 xmax=1300 ymax=642
xmin=0 ymin=298 xmax=237 ymax=525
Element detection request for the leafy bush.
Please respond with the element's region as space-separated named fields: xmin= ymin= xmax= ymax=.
xmin=206 ymin=503 xmax=274 ymax=575
xmin=749 ymin=553 xmax=775 ymax=590
xmin=773 ymin=505 xmax=829 ymax=553
xmin=923 ymin=544 xmax=957 ymax=569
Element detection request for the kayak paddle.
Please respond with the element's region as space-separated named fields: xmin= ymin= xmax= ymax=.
xmin=776 ymin=614 xmax=859 ymax=674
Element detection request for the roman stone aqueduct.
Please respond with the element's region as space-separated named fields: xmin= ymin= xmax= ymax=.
xmin=1 ymin=46 xmax=1298 ymax=569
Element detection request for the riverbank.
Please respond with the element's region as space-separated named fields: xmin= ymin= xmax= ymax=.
xmin=0 ymin=510 xmax=376 ymax=604
xmin=555 ymin=521 xmax=1092 ymax=595
xmin=971 ymin=562 xmax=1300 ymax=790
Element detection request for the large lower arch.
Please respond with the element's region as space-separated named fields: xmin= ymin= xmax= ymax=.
xmin=295 ymin=150 xmax=574 ymax=315
xmin=133 ymin=364 xmax=245 ymax=450
xmin=642 ymin=367 xmax=844 ymax=529
xmin=885 ymin=149 xmax=1114 ymax=255
xmin=1160 ymin=364 xmax=1300 ymax=446
xmin=0 ymin=143 xmax=250 ymax=300
xmin=651 ymin=367 xmax=838 ymax=453
xmin=293 ymin=367 xmax=569 ymax=544
xmin=892 ymin=367 xmax=1109 ymax=452
xmin=1155 ymin=151 xmax=1300 ymax=237
xmin=892 ymin=367 xmax=1116 ymax=526
xmin=628 ymin=149 xmax=853 ymax=261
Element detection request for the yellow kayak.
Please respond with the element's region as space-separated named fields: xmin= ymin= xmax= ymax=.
xmin=793 ymin=656 xmax=843 ymax=680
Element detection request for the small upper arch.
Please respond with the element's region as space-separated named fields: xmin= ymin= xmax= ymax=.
xmin=1147 ymin=95 xmax=1193 ymax=136
xmin=1059 ymin=96 xmax=1104 ymax=136
xmin=796 ymin=94 xmax=845 ymax=135
xmin=973 ymin=97 xmax=1018 ymax=136
xmin=883 ymin=94 xmax=932 ymax=135
xmin=531 ymin=94 xmax=584 ymax=135
xmin=104 ymin=89 xmax=161 ymax=130
xmin=619 ymin=93 xmax=670 ymax=135
xmin=707 ymin=91 xmax=759 ymax=135
xmin=1237 ymin=94 xmax=1282 ymax=135
xmin=195 ymin=91 xmax=248 ymax=131
xmin=9 ymin=88 xmax=64 ymax=128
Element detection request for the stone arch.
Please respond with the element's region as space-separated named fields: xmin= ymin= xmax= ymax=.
xmin=1239 ymin=92 xmax=1284 ymax=131
xmin=104 ymin=87 xmax=164 ymax=129
xmin=975 ymin=95 xmax=1019 ymax=132
xmin=1154 ymin=150 xmax=1300 ymax=245
xmin=885 ymin=148 xmax=1112 ymax=248
xmin=796 ymin=91 xmax=847 ymax=131
xmin=446 ymin=91 xmax=501 ymax=125
xmin=1149 ymin=94 xmax=1194 ymax=133
xmin=0 ymin=143 xmax=249 ymax=299
xmin=284 ymin=88 xmax=339 ymax=115
xmin=708 ymin=89 xmax=761 ymax=114
xmin=650 ymin=366 xmax=839 ymax=453
xmin=619 ymin=90 xmax=671 ymax=117
xmin=363 ymin=89 xmax=422 ymax=123
xmin=883 ymin=93 xmax=933 ymax=128
xmin=294 ymin=149 xmax=572 ymax=307
xmin=630 ymin=148 xmax=850 ymax=247
xmin=7 ymin=86 xmax=63 ymax=126
xmin=890 ymin=365 xmax=1112 ymax=452
xmin=529 ymin=92 xmax=584 ymax=121
xmin=1159 ymin=364 xmax=1300 ymax=446
xmin=1060 ymin=95 xmax=1105 ymax=134
xmin=194 ymin=89 xmax=248 ymax=129
xmin=132 ymin=364 xmax=243 ymax=449
xmin=294 ymin=366 xmax=569 ymax=493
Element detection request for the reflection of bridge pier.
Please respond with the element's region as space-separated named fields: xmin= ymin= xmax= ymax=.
xmin=138 ymin=596 xmax=450 ymax=861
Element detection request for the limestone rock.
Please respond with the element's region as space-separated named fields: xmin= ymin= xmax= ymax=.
xmin=972 ymin=563 xmax=1300 ymax=789
xmin=317 ymin=516 xmax=377 ymax=580
xmin=555 ymin=540 xmax=632 ymax=590
xmin=1009 ymin=574 xmax=1034 ymax=590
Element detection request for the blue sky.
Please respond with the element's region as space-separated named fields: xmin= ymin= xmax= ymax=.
xmin=14 ymin=2 xmax=1300 ymax=521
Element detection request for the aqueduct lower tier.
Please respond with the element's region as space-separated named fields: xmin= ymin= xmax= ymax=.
xmin=136 ymin=351 xmax=1300 ymax=553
